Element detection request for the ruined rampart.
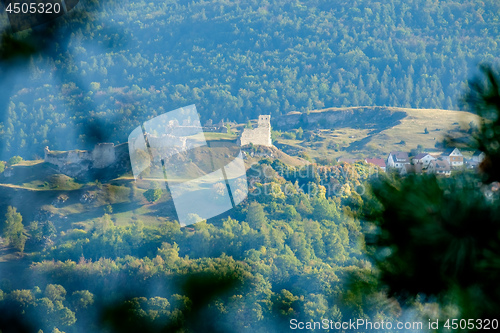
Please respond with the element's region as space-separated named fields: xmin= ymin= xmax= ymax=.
xmin=239 ymin=115 xmax=272 ymax=147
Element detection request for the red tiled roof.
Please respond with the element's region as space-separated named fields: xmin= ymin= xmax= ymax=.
xmin=365 ymin=158 xmax=386 ymax=168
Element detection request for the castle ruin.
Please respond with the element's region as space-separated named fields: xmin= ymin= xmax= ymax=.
xmin=44 ymin=143 xmax=117 ymax=176
xmin=238 ymin=115 xmax=272 ymax=147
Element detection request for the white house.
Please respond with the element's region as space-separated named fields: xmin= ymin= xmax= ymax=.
xmin=411 ymin=153 xmax=436 ymax=169
xmin=386 ymin=151 xmax=410 ymax=172
xmin=472 ymin=150 xmax=486 ymax=163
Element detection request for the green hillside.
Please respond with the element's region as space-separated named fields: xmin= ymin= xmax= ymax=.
xmin=274 ymin=106 xmax=480 ymax=160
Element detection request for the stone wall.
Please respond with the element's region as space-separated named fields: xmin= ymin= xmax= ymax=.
xmin=45 ymin=143 xmax=116 ymax=172
xmin=44 ymin=147 xmax=92 ymax=168
xmin=92 ymin=143 xmax=116 ymax=168
xmin=239 ymin=115 xmax=272 ymax=147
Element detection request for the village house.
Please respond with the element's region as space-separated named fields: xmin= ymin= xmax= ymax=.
xmin=411 ymin=153 xmax=436 ymax=169
xmin=427 ymin=158 xmax=452 ymax=176
xmin=382 ymin=147 xmax=473 ymax=176
xmin=465 ymin=159 xmax=478 ymax=169
xmin=386 ymin=151 xmax=410 ymax=172
xmin=364 ymin=158 xmax=386 ymax=172
xmin=441 ymin=148 xmax=464 ymax=167
xmin=472 ymin=150 xmax=486 ymax=163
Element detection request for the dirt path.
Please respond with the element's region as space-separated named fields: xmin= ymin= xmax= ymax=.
xmin=0 ymin=183 xmax=42 ymax=191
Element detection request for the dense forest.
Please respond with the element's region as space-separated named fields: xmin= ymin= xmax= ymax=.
xmin=1 ymin=0 xmax=500 ymax=159
xmin=1 ymin=1 xmax=500 ymax=332
xmin=0 ymin=161 xmax=405 ymax=332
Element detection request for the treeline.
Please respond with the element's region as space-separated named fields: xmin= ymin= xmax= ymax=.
xmin=2 ymin=0 xmax=500 ymax=159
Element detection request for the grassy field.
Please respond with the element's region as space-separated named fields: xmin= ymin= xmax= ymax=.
xmin=275 ymin=107 xmax=480 ymax=161
xmin=0 ymin=161 xmax=84 ymax=191
xmin=203 ymin=132 xmax=238 ymax=140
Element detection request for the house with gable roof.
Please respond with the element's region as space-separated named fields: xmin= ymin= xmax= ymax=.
xmin=441 ymin=148 xmax=463 ymax=167
xmin=365 ymin=158 xmax=386 ymax=172
xmin=411 ymin=153 xmax=436 ymax=169
xmin=386 ymin=151 xmax=410 ymax=172
xmin=472 ymin=150 xmax=486 ymax=163
xmin=465 ymin=150 xmax=486 ymax=169
xmin=428 ymin=158 xmax=452 ymax=176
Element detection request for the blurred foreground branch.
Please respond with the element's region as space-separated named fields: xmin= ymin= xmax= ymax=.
xmin=362 ymin=65 xmax=500 ymax=328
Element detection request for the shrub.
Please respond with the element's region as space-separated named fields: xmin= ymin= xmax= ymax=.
xmin=296 ymin=127 xmax=304 ymax=140
xmin=8 ymin=156 xmax=23 ymax=165
xmin=143 ymin=188 xmax=163 ymax=203
xmin=282 ymin=132 xmax=296 ymax=140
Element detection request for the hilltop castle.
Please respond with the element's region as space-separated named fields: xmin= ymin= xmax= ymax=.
xmin=238 ymin=115 xmax=272 ymax=147
xmin=42 ymin=116 xmax=272 ymax=177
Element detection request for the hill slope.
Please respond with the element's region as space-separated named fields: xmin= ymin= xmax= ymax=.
xmin=274 ymin=106 xmax=479 ymax=159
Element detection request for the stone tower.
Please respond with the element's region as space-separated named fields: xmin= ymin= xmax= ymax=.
xmin=239 ymin=115 xmax=272 ymax=147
